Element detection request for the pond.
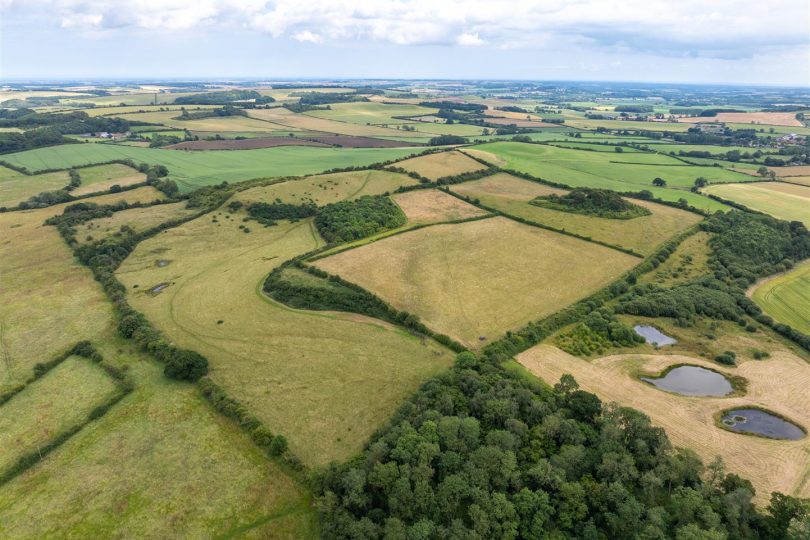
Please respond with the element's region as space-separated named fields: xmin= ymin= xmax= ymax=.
xmin=641 ymin=365 xmax=733 ymax=397
xmin=634 ymin=325 xmax=677 ymax=346
xmin=721 ymin=408 xmax=805 ymax=440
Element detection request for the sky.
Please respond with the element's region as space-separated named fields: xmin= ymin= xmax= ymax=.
xmin=1 ymin=0 xmax=809 ymax=86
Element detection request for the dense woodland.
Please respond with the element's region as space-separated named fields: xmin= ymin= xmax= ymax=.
xmin=531 ymin=188 xmax=652 ymax=219
xmin=314 ymin=195 xmax=407 ymax=243
xmin=317 ymin=353 xmax=808 ymax=539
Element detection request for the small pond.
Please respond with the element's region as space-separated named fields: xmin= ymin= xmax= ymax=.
xmin=634 ymin=325 xmax=677 ymax=346
xmin=641 ymin=365 xmax=733 ymax=397
xmin=721 ymin=408 xmax=805 ymax=440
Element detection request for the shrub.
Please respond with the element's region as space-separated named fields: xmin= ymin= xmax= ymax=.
xmin=715 ymin=351 xmax=736 ymax=365
xmin=164 ymin=349 xmax=208 ymax=381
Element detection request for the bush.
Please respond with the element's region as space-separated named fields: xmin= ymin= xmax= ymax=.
xmin=269 ymin=435 xmax=288 ymax=456
xmin=715 ymin=351 xmax=737 ymax=365
xmin=164 ymin=349 xmax=208 ymax=381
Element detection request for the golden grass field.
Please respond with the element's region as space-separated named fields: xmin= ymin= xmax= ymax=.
xmin=0 ymin=356 xmax=119 ymax=475
xmin=71 ymin=163 xmax=146 ymax=196
xmin=232 ymin=169 xmax=418 ymax=207
xmin=678 ymin=112 xmax=803 ymax=127
xmin=315 ymin=216 xmax=639 ymax=348
xmin=451 ymin=173 xmax=703 ymax=254
xmin=392 ymin=189 xmax=487 ymax=224
xmin=783 ymin=176 xmax=810 ymax=187
xmin=751 ymin=260 xmax=810 ymax=334
xmin=0 ymin=190 xmax=317 ymax=536
xmin=116 ymin=209 xmax=451 ymax=466
xmin=518 ymin=344 xmax=810 ymax=503
xmin=0 ymin=166 xmax=69 ymax=207
xmin=117 ymin=110 xmax=294 ymax=133
xmin=247 ymin=108 xmax=416 ymax=138
xmin=703 ymin=182 xmax=810 ymax=227
xmin=74 ymin=202 xmax=197 ymax=244
xmin=396 ymin=150 xmax=487 ymax=180
xmin=771 ymin=165 xmax=810 ymax=178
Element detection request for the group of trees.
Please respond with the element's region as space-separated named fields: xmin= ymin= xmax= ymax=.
xmin=0 ymin=109 xmax=131 ymax=153
xmin=314 ymin=195 xmax=406 ymax=243
xmin=530 ymin=188 xmax=652 ymax=219
xmin=555 ymin=308 xmax=645 ymax=356
xmin=173 ymin=90 xmax=273 ymax=105
xmin=317 ymin=352 xmax=808 ymax=538
xmin=247 ymin=200 xmax=318 ymax=226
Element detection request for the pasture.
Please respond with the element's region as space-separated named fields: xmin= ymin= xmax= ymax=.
xmin=232 ymin=169 xmax=418 ymax=206
xmin=0 ymin=144 xmax=424 ymax=191
xmin=70 ymin=163 xmax=147 ymax=195
xmin=75 ymin=202 xmax=197 ymax=244
xmin=115 ymin=110 xmax=295 ymax=133
xmin=0 ymin=166 xmax=70 ymax=208
xmin=468 ymin=142 xmax=755 ymax=211
xmin=314 ymin=216 xmax=638 ymax=347
xmin=751 ymin=261 xmax=810 ymax=334
xmin=451 ymin=173 xmax=703 ymax=254
xmin=247 ymin=108 xmax=420 ymax=138
xmin=518 ymin=344 xmax=810 ymax=502
xmin=678 ymin=111 xmax=803 ymax=127
xmin=0 ymin=356 xmax=119 ymax=477
xmin=395 ymin=150 xmax=486 ymax=180
xmin=703 ymin=182 xmax=810 ymax=227
xmin=640 ymin=231 xmax=712 ymax=287
xmin=392 ymin=189 xmax=488 ymax=224
xmin=116 ymin=213 xmax=452 ymax=466
xmin=305 ymin=101 xmax=438 ymax=125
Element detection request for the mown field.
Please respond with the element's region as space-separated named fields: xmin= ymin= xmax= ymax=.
xmin=396 ymin=150 xmax=486 ymax=180
xmin=116 ymin=182 xmax=452 ymax=466
xmin=305 ymin=101 xmax=437 ymax=125
xmin=751 ymin=260 xmax=810 ymax=334
xmin=115 ymin=110 xmax=297 ymax=134
xmin=703 ymin=182 xmax=810 ymax=227
xmin=467 ymin=142 xmax=756 ymax=211
xmin=518 ymin=344 xmax=810 ymax=503
xmin=1 ymin=144 xmax=425 ymax=191
xmin=451 ymin=172 xmax=703 ymax=254
xmin=315 ymin=216 xmax=638 ymax=348
xmin=392 ymin=189 xmax=487 ymax=224
xmin=247 ymin=108 xmax=422 ymax=138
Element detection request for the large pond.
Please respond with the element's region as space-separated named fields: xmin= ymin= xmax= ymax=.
xmin=634 ymin=325 xmax=676 ymax=346
xmin=721 ymin=408 xmax=805 ymax=440
xmin=641 ymin=365 xmax=733 ymax=397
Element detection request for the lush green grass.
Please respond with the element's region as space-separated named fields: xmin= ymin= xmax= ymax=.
xmin=703 ymin=182 xmax=810 ymax=227
xmin=1 ymin=144 xmax=425 ymax=191
xmin=315 ymin=216 xmax=638 ymax=348
xmin=306 ymin=101 xmax=437 ymax=125
xmin=115 ymin=212 xmax=452 ymax=466
xmin=451 ymin=173 xmax=703 ymax=255
xmin=752 ymin=261 xmax=810 ymax=334
xmin=469 ymin=141 xmax=755 ymax=211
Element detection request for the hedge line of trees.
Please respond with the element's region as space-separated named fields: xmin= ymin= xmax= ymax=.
xmin=315 ymin=195 xmax=406 ymax=243
xmin=530 ymin=188 xmax=652 ymax=220
xmin=316 ymin=352 xmax=808 ymax=538
xmin=264 ymin=261 xmax=465 ymax=353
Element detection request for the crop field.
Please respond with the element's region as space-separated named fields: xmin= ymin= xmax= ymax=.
xmin=770 ymin=165 xmax=810 ymax=178
xmin=71 ymin=163 xmax=147 ymax=195
xmin=79 ymin=104 xmax=219 ymax=117
xmin=115 ymin=110 xmax=296 ymax=133
xmin=392 ymin=189 xmax=488 ymax=224
xmin=469 ymin=141 xmax=756 ymax=211
xmin=395 ymin=150 xmax=486 ymax=180
xmin=75 ymin=202 xmax=197 ymax=244
xmin=546 ymin=141 xmax=645 ymax=152
xmin=703 ymin=182 xmax=810 ymax=226
xmin=233 ymin=169 xmax=418 ymax=206
xmin=398 ymin=122 xmax=487 ymax=136
xmin=0 ymin=166 xmax=70 ymax=207
xmin=0 ymin=144 xmax=424 ymax=191
xmin=0 ymin=355 xmax=120 ymax=476
xmin=305 ymin=101 xmax=438 ymax=125
xmin=451 ymin=173 xmax=703 ymax=254
xmin=247 ymin=108 xmax=420 ymax=138
xmin=518 ymin=344 xmax=810 ymax=502
xmin=784 ymin=176 xmax=810 ymax=187
xmin=483 ymin=117 xmax=560 ymax=128
xmin=646 ymin=143 xmax=781 ymax=155
xmin=116 ymin=213 xmax=452 ymax=466
xmin=314 ymin=216 xmax=638 ymax=347
xmin=563 ymin=117 xmax=694 ymax=132
xmin=167 ymin=138 xmax=329 ymax=150
xmin=678 ymin=111 xmax=803 ymax=127
xmin=751 ymin=261 xmax=810 ymax=334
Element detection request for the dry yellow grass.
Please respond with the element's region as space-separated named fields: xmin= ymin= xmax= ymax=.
xmin=770 ymin=165 xmax=810 ymax=178
xmin=460 ymin=148 xmax=506 ymax=167
xmin=452 ymin=173 xmax=703 ymax=255
xmin=247 ymin=108 xmax=414 ymax=138
xmin=392 ymin=189 xmax=487 ymax=223
xmin=678 ymin=112 xmax=803 ymax=127
xmin=75 ymin=202 xmax=196 ymax=244
xmin=71 ymin=163 xmax=146 ymax=196
xmin=518 ymin=344 xmax=810 ymax=503
xmin=783 ymin=176 xmax=810 ymax=187
xmin=396 ymin=151 xmax=487 ymax=180
xmin=315 ymin=216 xmax=638 ymax=347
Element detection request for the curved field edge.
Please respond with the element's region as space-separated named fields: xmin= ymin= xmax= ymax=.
xmin=750 ymin=260 xmax=810 ymax=334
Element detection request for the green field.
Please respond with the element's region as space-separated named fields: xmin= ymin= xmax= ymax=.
xmin=468 ymin=141 xmax=756 ymax=211
xmin=752 ymin=261 xmax=810 ymax=334
xmin=703 ymin=182 xmax=810 ymax=227
xmin=451 ymin=173 xmax=703 ymax=254
xmin=315 ymin=216 xmax=639 ymax=348
xmin=1 ymin=144 xmax=425 ymax=191
xmin=0 ymin=166 xmax=70 ymax=207
xmin=305 ymin=101 xmax=437 ymax=125
xmin=115 ymin=200 xmax=452 ymax=466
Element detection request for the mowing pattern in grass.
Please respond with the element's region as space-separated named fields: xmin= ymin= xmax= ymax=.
xmin=315 ymin=216 xmax=638 ymax=348
xmin=0 ymin=355 xmax=120 ymax=478
xmin=518 ymin=345 xmax=810 ymax=503
xmin=116 ymin=215 xmax=451 ymax=466
xmin=0 ymin=144 xmax=425 ymax=191
xmin=703 ymin=182 xmax=810 ymax=227
xmin=392 ymin=189 xmax=487 ymax=224
xmin=395 ymin=150 xmax=486 ymax=180
xmin=469 ymin=141 xmax=756 ymax=211
xmin=451 ymin=173 xmax=702 ymax=255
xmin=232 ymin=169 xmax=418 ymax=207
xmin=752 ymin=261 xmax=810 ymax=334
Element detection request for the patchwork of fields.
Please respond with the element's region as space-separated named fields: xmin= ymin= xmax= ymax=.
xmin=703 ymin=181 xmax=810 ymax=227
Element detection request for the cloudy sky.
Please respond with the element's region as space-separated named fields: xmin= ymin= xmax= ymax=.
xmin=1 ymin=0 xmax=808 ymax=85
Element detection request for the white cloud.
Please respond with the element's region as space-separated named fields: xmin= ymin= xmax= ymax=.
xmin=3 ymin=0 xmax=808 ymax=59
xmin=293 ymin=30 xmax=323 ymax=44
